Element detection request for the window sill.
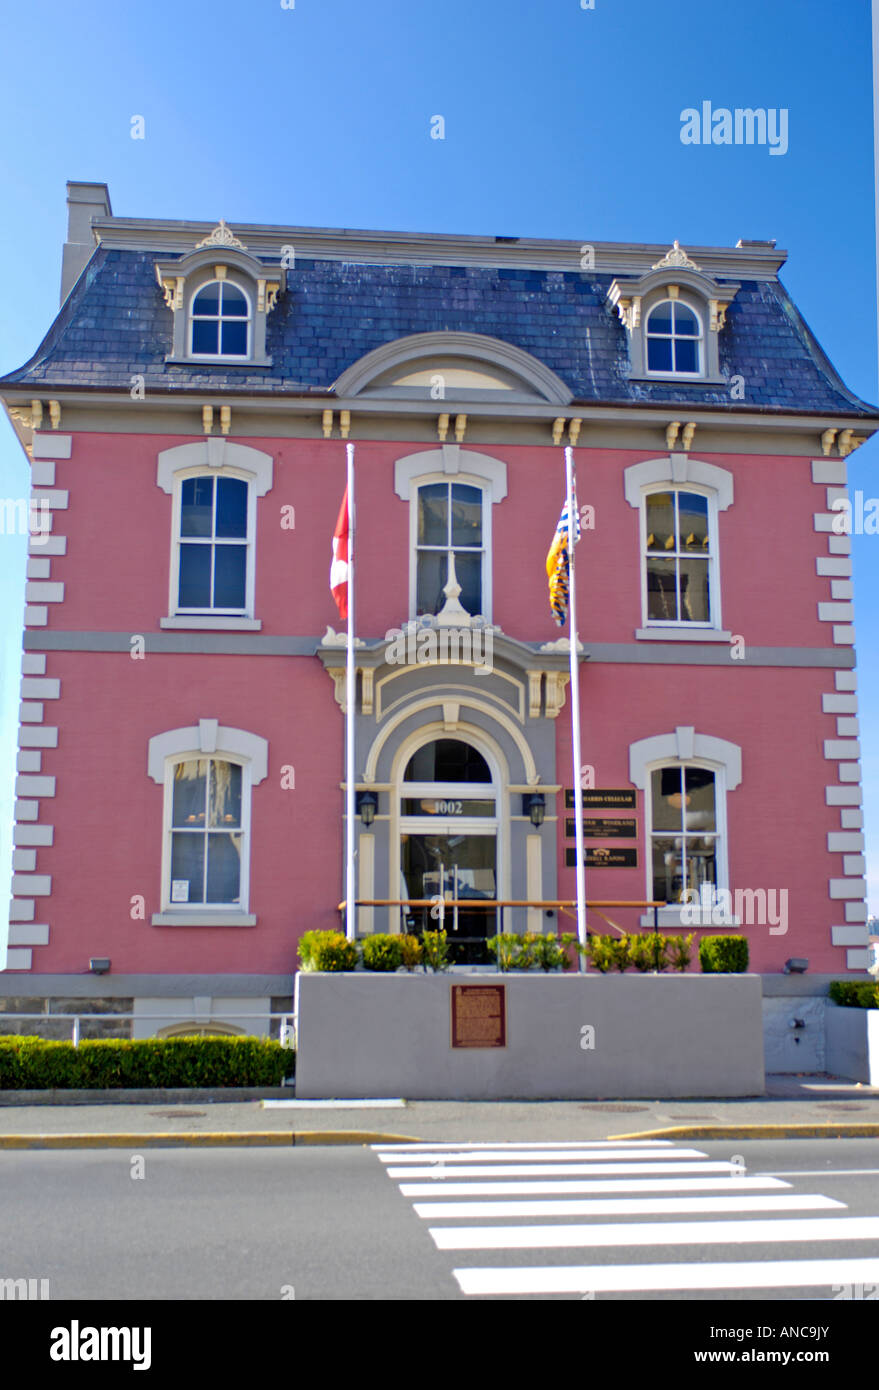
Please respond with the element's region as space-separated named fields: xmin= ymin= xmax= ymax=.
xmin=640 ymin=910 xmax=741 ymax=928
xmin=152 ymin=911 xmax=256 ymax=927
xmin=164 ymin=355 xmax=273 ymax=369
xmin=636 ymin=627 xmax=732 ymax=643
xmin=628 ymin=373 xmax=727 ymax=387
xmin=160 ymin=617 xmax=262 ymax=631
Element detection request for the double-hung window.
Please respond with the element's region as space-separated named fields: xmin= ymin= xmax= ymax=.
xmin=644 ymin=488 xmax=713 ymax=626
xmin=177 ymin=474 xmax=248 ymax=614
xmin=415 ymin=481 xmax=485 ymax=617
xmin=649 ymin=763 xmax=719 ymax=905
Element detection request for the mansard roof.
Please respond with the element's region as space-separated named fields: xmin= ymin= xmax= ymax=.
xmin=2 ymin=218 xmax=876 ymax=419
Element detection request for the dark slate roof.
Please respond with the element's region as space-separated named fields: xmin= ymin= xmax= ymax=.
xmin=2 ymin=245 xmax=875 ymax=416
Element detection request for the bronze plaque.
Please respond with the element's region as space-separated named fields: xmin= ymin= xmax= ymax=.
xmin=565 ymin=788 xmax=637 ymax=809
xmin=567 ymin=847 xmax=638 ymax=868
xmin=566 ymin=817 xmax=637 ymax=839
xmin=450 ymin=984 xmax=507 ymax=1049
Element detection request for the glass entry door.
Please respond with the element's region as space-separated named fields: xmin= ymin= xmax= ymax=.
xmin=401 ymin=829 xmax=497 ymax=964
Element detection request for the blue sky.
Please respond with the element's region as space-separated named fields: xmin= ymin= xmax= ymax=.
xmin=0 ymin=0 xmax=877 ymax=961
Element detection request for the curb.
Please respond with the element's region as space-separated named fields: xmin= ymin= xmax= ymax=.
xmin=609 ymin=1123 xmax=879 ymax=1141
xmin=0 ymin=1130 xmax=422 ymax=1150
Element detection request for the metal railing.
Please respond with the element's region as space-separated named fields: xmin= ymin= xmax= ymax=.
xmin=0 ymin=1011 xmax=296 ymax=1050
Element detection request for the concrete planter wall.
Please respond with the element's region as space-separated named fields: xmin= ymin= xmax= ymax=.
xmin=294 ymin=971 xmax=765 ymax=1100
xmin=824 ymin=1003 xmax=879 ymax=1085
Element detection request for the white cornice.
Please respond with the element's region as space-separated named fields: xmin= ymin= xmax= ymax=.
xmin=90 ymin=216 xmax=788 ymax=280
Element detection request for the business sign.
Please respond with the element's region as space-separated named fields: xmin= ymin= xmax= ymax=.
xmin=566 ymin=817 xmax=637 ymax=839
xmin=565 ymin=788 xmax=636 ymax=809
xmin=567 ymin=847 xmax=638 ymax=868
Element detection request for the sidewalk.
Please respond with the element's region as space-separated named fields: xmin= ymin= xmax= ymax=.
xmin=0 ymin=1075 xmax=878 ymax=1146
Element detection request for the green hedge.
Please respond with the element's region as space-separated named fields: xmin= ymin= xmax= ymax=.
xmin=829 ymin=980 xmax=879 ymax=1009
xmin=699 ymin=935 xmax=749 ymax=973
xmin=0 ymin=1036 xmax=295 ymax=1090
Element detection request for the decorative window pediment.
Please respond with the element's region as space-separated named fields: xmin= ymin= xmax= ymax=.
xmin=154 ymin=223 xmax=284 ymax=367
xmin=608 ymin=244 xmax=738 ymax=384
xmin=334 ymin=332 xmax=573 ymax=405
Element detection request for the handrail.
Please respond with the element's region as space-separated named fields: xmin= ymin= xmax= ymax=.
xmin=337 ymin=898 xmax=665 ymax=910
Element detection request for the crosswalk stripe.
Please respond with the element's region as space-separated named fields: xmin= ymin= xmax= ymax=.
xmin=430 ymin=1215 xmax=878 ymax=1250
xmin=414 ymin=1193 xmax=844 ymax=1219
xmin=454 ymin=1257 xmax=879 ymax=1297
xmin=378 ymin=1148 xmax=707 ymax=1165
xmin=386 ymin=1161 xmax=741 ymax=1179
xmin=399 ymin=1176 xmax=791 ymax=1197
xmin=372 ymin=1141 xmax=674 ymax=1151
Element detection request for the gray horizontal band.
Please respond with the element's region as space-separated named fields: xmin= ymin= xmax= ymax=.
xmin=23 ymin=631 xmax=855 ymax=668
xmin=0 ymin=974 xmax=294 ymax=998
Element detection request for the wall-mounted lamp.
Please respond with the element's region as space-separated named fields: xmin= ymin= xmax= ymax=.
xmin=356 ymin=790 xmax=378 ymax=827
xmin=783 ymin=958 xmax=809 ymax=975
xmin=89 ymin=958 xmax=111 ymax=975
xmin=522 ymin=792 xmax=546 ymax=828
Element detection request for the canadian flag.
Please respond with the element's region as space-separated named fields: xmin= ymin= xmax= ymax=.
xmin=330 ymin=487 xmax=349 ymax=619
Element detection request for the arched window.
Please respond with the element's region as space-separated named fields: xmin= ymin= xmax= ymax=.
xmin=176 ymin=473 xmax=249 ymax=613
xmin=649 ymin=763 xmax=718 ymax=905
xmin=190 ymin=280 xmax=250 ymax=357
xmin=404 ymin=739 xmax=492 ymax=784
xmin=645 ymin=299 xmax=703 ymax=375
xmin=644 ymin=487 xmax=713 ymax=625
xmin=416 ymin=481 xmax=485 ymax=616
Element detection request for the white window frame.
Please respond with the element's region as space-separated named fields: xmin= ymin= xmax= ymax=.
xmin=156 ymin=441 xmax=274 ymax=631
xmin=644 ymin=296 xmax=704 ymax=379
xmin=170 ymin=466 xmax=256 ymax=619
xmin=629 ymin=727 xmax=741 ymax=927
xmin=410 ymin=475 xmax=490 ymax=621
xmin=188 ymin=279 xmax=252 ymax=362
xmin=640 ymin=482 xmax=721 ymax=631
xmin=147 ymin=720 xmax=268 ymax=926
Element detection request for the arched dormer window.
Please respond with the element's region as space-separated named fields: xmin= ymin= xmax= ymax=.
xmin=645 ymin=298 xmax=703 ymax=376
xmin=607 ymin=244 xmax=738 ymax=386
xmin=155 ymin=222 xmax=283 ymax=368
xmin=190 ymin=280 xmax=251 ymax=358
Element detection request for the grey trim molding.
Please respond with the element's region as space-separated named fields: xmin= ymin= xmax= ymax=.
xmin=636 ymin=628 xmax=732 ymax=642
xmin=629 ymin=727 xmax=743 ymax=790
xmin=333 ymin=332 xmax=574 ymax=404
xmin=0 ymin=973 xmax=291 ymax=996
xmin=156 ymin=439 xmax=274 ymax=495
xmin=147 ymin=720 xmax=268 ymax=783
xmin=393 ymin=445 xmax=508 ymax=500
xmin=159 ymin=617 xmax=263 ymax=631
xmin=151 ymin=912 xmax=257 ymax=927
xmin=623 ymin=455 xmax=734 ymax=510
xmin=22 ymin=631 xmax=855 ymax=667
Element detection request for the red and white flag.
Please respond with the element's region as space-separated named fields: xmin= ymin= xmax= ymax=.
xmin=330 ymin=487 xmax=349 ymax=619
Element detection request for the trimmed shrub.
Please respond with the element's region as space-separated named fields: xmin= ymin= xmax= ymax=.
xmin=585 ymin=934 xmax=616 ymax=973
xmin=420 ymin=930 xmax=451 ymax=972
xmin=487 ymin=933 xmax=524 ymax=971
xmin=666 ymin=933 xmax=696 ymax=972
xmin=829 ymin=980 xmax=879 ymax=1009
xmin=699 ymin=935 xmax=749 ymax=973
xmin=361 ymin=934 xmax=403 ymax=972
xmin=298 ymin=930 xmax=358 ymax=972
xmin=0 ymin=1035 xmax=295 ymax=1090
xmin=610 ymin=936 xmax=632 ymax=973
xmin=627 ymin=935 xmax=655 ymax=973
xmin=399 ymin=934 xmax=423 ymax=971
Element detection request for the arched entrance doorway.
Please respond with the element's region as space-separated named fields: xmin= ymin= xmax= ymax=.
xmin=399 ymin=737 xmax=498 ymax=963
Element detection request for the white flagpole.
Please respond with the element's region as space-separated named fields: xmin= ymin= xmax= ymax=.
xmin=564 ymin=445 xmax=587 ymax=969
xmin=345 ymin=442 xmax=356 ymax=942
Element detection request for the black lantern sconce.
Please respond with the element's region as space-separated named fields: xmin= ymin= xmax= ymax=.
xmin=356 ymin=790 xmax=378 ymax=827
xmin=522 ymin=792 xmax=546 ymax=828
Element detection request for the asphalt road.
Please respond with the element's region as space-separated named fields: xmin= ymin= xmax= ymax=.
xmin=1 ymin=1138 xmax=879 ymax=1301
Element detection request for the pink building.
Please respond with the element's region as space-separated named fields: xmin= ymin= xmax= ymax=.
xmin=0 ymin=183 xmax=875 ymax=1063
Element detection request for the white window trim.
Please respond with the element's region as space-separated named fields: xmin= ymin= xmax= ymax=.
xmin=409 ymin=474 xmax=491 ymax=622
xmin=148 ymin=720 xmax=267 ymax=926
xmin=188 ymin=278 xmax=253 ymax=362
xmin=156 ymin=441 xmax=273 ymax=629
xmin=644 ymin=295 xmax=705 ymax=379
xmin=624 ymin=457 xmax=734 ymax=637
xmin=628 ymin=728 xmax=742 ymax=928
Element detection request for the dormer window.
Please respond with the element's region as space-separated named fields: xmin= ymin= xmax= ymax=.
xmin=607 ymin=243 xmax=737 ymax=386
xmin=155 ymin=221 xmax=283 ymax=368
xmin=190 ymin=281 xmax=251 ymax=358
xmin=645 ymin=299 xmax=703 ymax=376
